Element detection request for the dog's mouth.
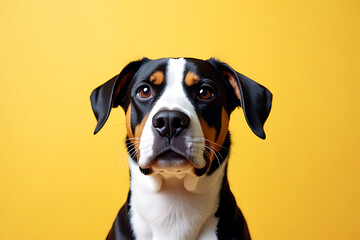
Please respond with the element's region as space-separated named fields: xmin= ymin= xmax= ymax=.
xmin=155 ymin=150 xmax=188 ymax=166
xmin=139 ymin=148 xmax=209 ymax=176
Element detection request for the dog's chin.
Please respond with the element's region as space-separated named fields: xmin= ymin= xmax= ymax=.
xmin=138 ymin=150 xmax=208 ymax=177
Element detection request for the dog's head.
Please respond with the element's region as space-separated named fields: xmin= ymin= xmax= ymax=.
xmin=91 ymin=58 xmax=272 ymax=178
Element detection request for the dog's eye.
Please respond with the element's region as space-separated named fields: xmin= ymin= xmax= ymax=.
xmin=137 ymin=86 xmax=152 ymax=99
xmin=198 ymin=87 xmax=215 ymax=100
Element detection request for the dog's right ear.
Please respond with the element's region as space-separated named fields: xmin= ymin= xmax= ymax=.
xmin=90 ymin=59 xmax=148 ymax=134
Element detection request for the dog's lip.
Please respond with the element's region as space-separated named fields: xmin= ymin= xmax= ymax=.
xmin=157 ymin=150 xmax=186 ymax=161
xmin=154 ymin=150 xmax=188 ymax=166
xmin=138 ymin=146 xmax=208 ymax=176
xmin=148 ymin=150 xmax=193 ymax=174
xmin=152 ymin=146 xmax=191 ymax=162
xmin=139 ymin=148 xmax=191 ymax=170
xmin=151 ymin=149 xmax=190 ymax=165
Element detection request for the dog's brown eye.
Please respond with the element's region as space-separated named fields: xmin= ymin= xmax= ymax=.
xmin=198 ymin=87 xmax=215 ymax=100
xmin=137 ymin=86 xmax=152 ymax=99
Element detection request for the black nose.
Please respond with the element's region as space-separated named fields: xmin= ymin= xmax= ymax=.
xmin=152 ymin=110 xmax=190 ymax=139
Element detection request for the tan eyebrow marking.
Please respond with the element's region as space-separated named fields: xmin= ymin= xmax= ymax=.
xmin=149 ymin=71 xmax=164 ymax=85
xmin=184 ymin=72 xmax=200 ymax=86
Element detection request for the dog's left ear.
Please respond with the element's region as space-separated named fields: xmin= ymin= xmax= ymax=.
xmin=208 ymin=58 xmax=273 ymax=139
xmin=90 ymin=58 xmax=148 ymax=134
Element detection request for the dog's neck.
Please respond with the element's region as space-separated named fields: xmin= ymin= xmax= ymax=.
xmin=128 ymin=157 xmax=228 ymax=240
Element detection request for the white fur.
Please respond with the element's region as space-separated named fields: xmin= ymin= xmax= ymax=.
xmin=129 ymin=158 xmax=227 ymax=240
xmin=129 ymin=58 xmax=226 ymax=240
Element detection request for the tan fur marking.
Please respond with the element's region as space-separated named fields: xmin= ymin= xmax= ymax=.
xmin=133 ymin=113 xmax=149 ymax=158
xmin=126 ymin=104 xmax=134 ymax=139
xmin=184 ymin=72 xmax=200 ymax=86
xmin=199 ymin=108 xmax=230 ymax=163
xmin=223 ymin=71 xmax=241 ymax=100
xmin=126 ymin=105 xmax=149 ymax=159
xmin=199 ymin=117 xmax=217 ymax=162
xmin=149 ymin=71 xmax=164 ymax=85
xmin=214 ymin=108 xmax=230 ymax=151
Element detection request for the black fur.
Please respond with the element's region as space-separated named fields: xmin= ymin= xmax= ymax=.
xmin=90 ymin=58 xmax=272 ymax=240
xmin=207 ymin=58 xmax=273 ymax=139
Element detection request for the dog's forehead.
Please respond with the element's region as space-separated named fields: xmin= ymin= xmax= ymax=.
xmin=135 ymin=58 xmax=168 ymax=78
xmin=184 ymin=58 xmax=221 ymax=80
xmin=133 ymin=58 xmax=221 ymax=84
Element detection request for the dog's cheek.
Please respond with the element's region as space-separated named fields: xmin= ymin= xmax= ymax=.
xmin=126 ymin=104 xmax=134 ymax=138
xmin=126 ymin=102 xmax=150 ymax=158
xmin=199 ymin=117 xmax=216 ymax=164
xmin=215 ymin=108 xmax=230 ymax=149
xmin=199 ymin=108 xmax=229 ymax=163
xmin=125 ymin=104 xmax=140 ymax=159
xmin=133 ymin=113 xmax=149 ymax=159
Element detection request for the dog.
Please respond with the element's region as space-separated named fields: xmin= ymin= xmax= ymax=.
xmin=90 ymin=57 xmax=272 ymax=240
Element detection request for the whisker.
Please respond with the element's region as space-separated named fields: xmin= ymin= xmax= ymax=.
xmin=130 ymin=149 xmax=139 ymax=159
xmin=204 ymin=145 xmax=222 ymax=167
xmin=117 ymin=154 xmax=128 ymax=171
xmin=125 ymin=140 xmax=141 ymax=147
xmin=128 ymin=146 xmax=139 ymax=157
xmin=203 ymin=139 xmax=231 ymax=151
xmin=185 ymin=150 xmax=193 ymax=162
xmin=113 ymin=146 xmax=130 ymax=171
xmin=201 ymin=137 xmax=241 ymax=160
xmin=127 ymin=138 xmax=142 ymax=140
xmin=127 ymin=148 xmax=136 ymax=156
xmin=203 ymin=149 xmax=211 ymax=159
xmin=113 ymin=145 xmax=125 ymax=157
xmin=125 ymin=146 xmax=140 ymax=157
xmin=113 ymin=140 xmax=140 ymax=171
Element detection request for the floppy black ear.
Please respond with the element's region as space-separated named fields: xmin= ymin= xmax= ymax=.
xmin=90 ymin=59 xmax=147 ymax=134
xmin=208 ymin=58 xmax=273 ymax=139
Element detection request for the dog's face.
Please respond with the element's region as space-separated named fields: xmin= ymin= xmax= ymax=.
xmin=91 ymin=58 xmax=272 ymax=178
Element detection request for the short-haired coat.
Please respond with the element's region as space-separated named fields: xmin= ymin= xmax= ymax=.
xmin=90 ymin=58 xmax=272 ymax=240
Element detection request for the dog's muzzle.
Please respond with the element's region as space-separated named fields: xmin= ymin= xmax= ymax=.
xmin=152 ymin=110 xmax=189 ymax=139
xmin=139 ymin=110 xmax=207 ymax=175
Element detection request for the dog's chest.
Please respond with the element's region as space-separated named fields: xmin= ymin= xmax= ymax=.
xmin=128 ymin=160 xmax=226 ymax=240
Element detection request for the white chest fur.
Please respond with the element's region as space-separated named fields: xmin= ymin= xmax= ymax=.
xmin=128 ymin=158 xmax=227 ymax=240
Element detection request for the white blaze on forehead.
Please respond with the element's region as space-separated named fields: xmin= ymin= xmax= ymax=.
xmin=138 ymin=58 xmax=205 ymax=169
xmin=159 ymin=58 xmax=192 ymax=113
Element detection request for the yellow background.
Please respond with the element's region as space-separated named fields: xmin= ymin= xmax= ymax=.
xmin=1 ymin=0 xmax=359 ymax=239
